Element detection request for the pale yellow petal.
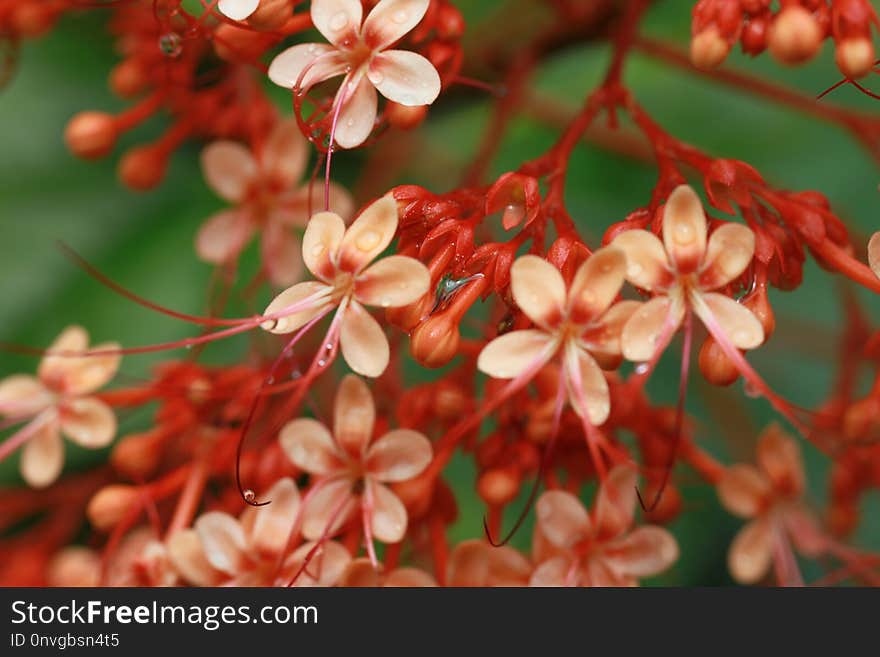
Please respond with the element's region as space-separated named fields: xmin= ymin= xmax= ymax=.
xmin=340 ymin=301 xmax=390 ymax=377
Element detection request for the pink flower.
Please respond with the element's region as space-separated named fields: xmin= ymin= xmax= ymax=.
xmin=530 ymin=467 xmax=679 ymax=586
xmin=611 ymin=184 xmax=763 ymax=362
xmin=339 ymin=557 xmax=437 ymax=586
xmin=262 ymin=193 xmax=430 ymax=377
xmin=198 ymin=118 xmax=353 ymax=287
xmin=280 ymin=374 xmax=432 ymax=545
xmin=268 ymin=0 xmax=441 ymax=148
xmin=446 ymin=540 xmax=533 ymax=587
xmin=716 ymin=424 xmax=826 ymax=585
xmin=167 ymin=478 xmax=352 ymax=586
xmin=0 ymin=326 xmax=120 ymax=488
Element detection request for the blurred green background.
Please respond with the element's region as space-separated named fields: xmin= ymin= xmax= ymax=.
xmin=1 ymin=1 xmax=879 ymax=585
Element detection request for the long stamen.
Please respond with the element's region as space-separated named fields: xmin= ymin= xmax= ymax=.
xmin=361 ymin=480 xmax=379 ymax=567
xmin=0 ymin=412 xmax=55 ymax=464
xmin=324 ymin=76 xmax=354 ymax=211
xmin=637 ymin=309 xmax=692 ymax=512
xmin=288 ymin=490 xmax=353 ymax=587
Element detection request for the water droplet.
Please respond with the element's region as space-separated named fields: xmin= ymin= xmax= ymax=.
xmin=733 ymin=330 xmax=751 ymax=344
xmin=627 ymin=263 xmax=643 ymax=277
xmin=345 ymin=118 xmax=355 ymax=127
xmin=392 ymin=10 xmax=409 ymax=23
xmin=356 ymin=230 xmax=381 ymax=251
xmin=673 ymin=221 xmax=695 ymax=245
xmin=267 ymin=376 xmax=275 ymax=385
xmin=311 ymin=243 xmax=325 ymax=257
xmin=243 ymin=489 xmax=256 ymax=503
xmin=634 ymin=363 xmax=649 ymax=375
xmin=368 ymin=70 xmax=385 ymax=85
xmin=158 ymin=32 xmax=182 ymax=58
xmin=329 ymin=11 xmax=348 ymax=31
xmin=324 ymin=343 xmax=334 ymax=352
xmin=307 ymin=44 xmax=319 ymax=54
xmin=380 ymin=297 xmax=391 ymax=307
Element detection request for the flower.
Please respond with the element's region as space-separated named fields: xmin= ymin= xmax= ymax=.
xmin=168 ymin=478 xmax=352 ymax=586
xmin=446 ymin=540 xmax=532 ymax=586
xmin=0 ymin=326 xmax=120 ymax=488
xmin=198 ymin=118 xmax=353 ymax=287
xmin=612 ymin=184 xmax=764 ymax=362
xmin=339 ymin=557 xmax=437 ymax=586
xmin=279 ymin=374 xmax=433 ymax=544
xmin=530 ymin=466 xmax=679 ymax=586
xmin=716 ymin=424 xmax=826 ymax=585
xmin=217 ymin=0 xmax=263 ymax=21
xmin=477 ymin=247 xmax=639 ymax=427
xmin=268 ymin=0 xmax=442 ymax=148
xmin=262 ymin=192 xmax=430 ymax=377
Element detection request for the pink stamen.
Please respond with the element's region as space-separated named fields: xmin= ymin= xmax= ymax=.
xmin=0 ymin=412 xmax=55 ymax=464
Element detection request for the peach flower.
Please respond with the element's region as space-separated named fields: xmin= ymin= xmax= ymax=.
xmin=280 ymin=374 xmax=432 ymax=545
xmin=262 ymin=193 xmax=430 ymax=377
xmin=611 ymin=184 xmax=763 ymax=362
xmin=477 ymin=247 xmax=639 ymax=427
xmin=268 ymin=0 xmax=441 ymax=148
xmin=717 ymin=424 xmax=826 ymax=585
xmin=198 ymin=118 xmax=353 ymax=287
xmin=0 ymin=326 xmax=120 ymax=488
xmin=446 ymin=540 xmax=532 ymax=587
xmin=530 ymin=467 xmax=679 ymax=586
xmin=167 ymin=478 xmax=351 ymax=586
xmin=339 ymin=557 xmax=437 ymax=586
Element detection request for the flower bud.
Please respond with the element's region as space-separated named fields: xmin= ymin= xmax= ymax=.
xmin=698 ymin=337 xmax=740 ymax=386
xmin=213 ymin=24 xmax=275 ymax=61
xmin=643 ymin=483 xmax=683 ymax=524
xmin=10 ymin=4 xmax=57 ymax=37
xmin=410 ymin=314 xmax=460 ymax=368
xmin=768 ymin=7 xmax=823 ymax=65
xmin=690 ymin=26 xmax=731 ymax=69
xmin=842 ymin=397 xmax=879 ymax=442
xmin=835 ymin=37 xmax=875 ymax=79
xmin=742 ymin=286 xmax=775 ymax=338
xmin=111 ymin=430 xmax=164 ymax=480
xmin=46 ymin=547 xmax=100 ymax=587
xmin=828 ymin=502 xmax=859 ymax=538
xmin=436 ymin=5 xmax=465 ymax=39
xmin=110 ymin=59 xmax=149 ymax=98
xmin=740 ymin=13 xmax=769 ymax=55
xmin=477 ymin=465 xmax=521 ymax=506
xmin=87 ymin=485 xmax=139 ymax=531
xmin=65 ymin=112 xmax=118 ymax=160
xmin=118 ymin=145 xmax=168 ymax=191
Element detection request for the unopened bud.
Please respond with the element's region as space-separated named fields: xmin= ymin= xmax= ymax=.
xmin=87 ymin=485 xmax=139 ymax=531
xmin=386 ymin=101 xmax=429 ymax=130
xmin=118 ymin=145 xmax=168 ymax=191
xmin=110 ymin=59 xmax=149 ymax=98
xmin=835 ymin=37 xmax=875 ymax=79
xmin=111 ymin=431 xmax=163 ymax=480
xmin=65 ymin=112 xmax=118 ymax=160
xmin=410 ymin=315 xmax=460 ymax=368
xmin=768 ymin=7 xmax=823 ymax=65
xmin=698 ymin=337 xmax=740 ymax=386
xmin=690 ymin=26 xmax=731 ymax=69
xmin=248 ymin=0 xmax=292 ymax=31
xmin=477 ymin=466 xmax=521 ymax=506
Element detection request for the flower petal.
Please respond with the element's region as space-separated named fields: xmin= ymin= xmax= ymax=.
xmin=311 ymin=0 xmax=363 ymax=46
xmin=196 ymin=209 xmax=252 ymax=265
xmin=385 ymin=567 xmax=437 ymax=587
xmin=448 ymin=540 xmax=531 ymax=587
xmin=603 ymin=526 xmax=679 ymax=578
xmin=195 ymin=512 xmax=247 ymax=575
xmin=529 ymin=556 xmax=573 ymax=587
xmin=262 ymin=281 xmax=333 ymax=335
xmin=368 ymin=50 xmax=440 ymax=106
xmin=333 ymin=75 xmax=378 ymax=149
xmin=60 ymin=397 xmax=117 ymax=448
xmin=869 ymin=232 xmax=880 ymax=279
xmin=167 ymin=529 xmax=221 ymax=586
xmin=200 ymin=141 xmax=257 ymax=203
xmin=39 ymin=326 xmax=89 ymax=390
xmin=362 ymin=0 xmax=430 ymax=50
xmin=593 ymin=465 xmax=638 ymax=539
xmin=339 ymin=558 xmax=382 ymax=586
xmin=756 ymin=424 xmax=805 ymax=496
xmin=567 ymin=246 xmax=626 ymax=324
xmin=621 ymin=295 xmax=684 ymax=362
xmin=218 ymin=0 xmax=259 ymax=20
xmin=337 ymin=194 xmax=398 ymax=274
xmin=717 ymin=464 xmax=772 ymax=518
xmin=261 ymin=118 xmax=308 ymax=189
xmin=477 ymin=329 xmax=554 ymax=379
xmin=0 ymin=375 xmax=51 ymax=417
xmin=365 ymin=429 xmax=432 ymax=482
xmin=279 ymin=418 xmax=345 ymax=475
xmin=564 ymin=346 xmax=611 ymax=425
xmin=728 ymin=518 xmax=773 ymax=584
xmin=302 ymin=479 xmax=356 ymax=540
xmin=662 ymin=185 xmax=708 ymax=274
xmin=535 ymin=490 xmax=592 ymax=549
xmin=699 ymin=223 xmax=755 ymax=290
xmin=261 ymin=222 xmax=304 ymax=288
xmin=510 ymin=255 xmax=566 ymax=328
xmin=267 ymin=43 xmax=348 ymax=90
xmin=340 ymin=300 xmax=390 ymax=377
xmin=582 ymin=300 xmax=641 ymax=368
xmin=333 ymin=373 xmax=375 ymax=457
xmin=244 ymin=478 xmax=301 ymax=557
xmin=302 ymin=210 xmax=346 ymax=282
xmin=695 ymin=292 xmax=764 ymax=350
xmin=285 ymin=540 xmax=351 ymax=586
xmin=611 ymin=230 xmax=672 ymax=291
xmin=20 ymin=421 xmax=63 ymax=488
xmin=354 ymin=255 xmax=430 ymax=308
xmin=368 ymin=480 xmax=408 ymax=543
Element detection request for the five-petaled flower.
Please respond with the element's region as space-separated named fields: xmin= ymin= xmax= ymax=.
xmin=476 ymin=248 xmax=639 ymax=472
xmin=716 ymin=424 xmax=826 ymax=585
xmin=612 ymin=184 xmax=763 ymax=362
xmin=530 ymin=466 xmax=679 ymax=586
xmin=280 ymin=374 xmax=433 ymax=546
xmin=0 ymin=326 xmax=120 ymax=488
xmin=168 ymin=478 xmax=352 ymax=586
xmin=268 ymin=0 xmax=442 ymax=148
xmin=262 ymin=192 xmax=430 ymax=377
xmin=198 ymin=118 xmax=353 ymax=287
